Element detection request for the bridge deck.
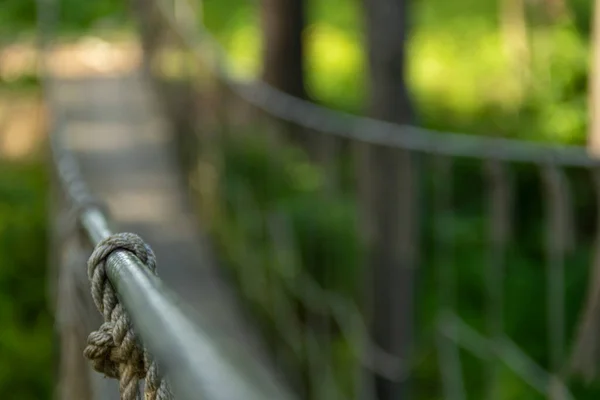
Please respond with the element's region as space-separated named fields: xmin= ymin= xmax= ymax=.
xmin=52 ymin=70 xmax=277 ymax=398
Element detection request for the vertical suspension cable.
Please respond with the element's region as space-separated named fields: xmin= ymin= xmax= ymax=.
xmin=569 ymin=169 xmax=600 ymax=382
xmin=484 ymin=159 xmax=511 ymax=400
xmin=433 ymin=155 xmax=466 ymax=400
xmin=541 ymin=164 xmax=572 ymax=396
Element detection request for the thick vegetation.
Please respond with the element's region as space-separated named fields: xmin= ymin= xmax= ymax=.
xmin=0 ymin=161 xmax=51 ymax=399
xmin=194 ymin=129 xmax=599 ymax=398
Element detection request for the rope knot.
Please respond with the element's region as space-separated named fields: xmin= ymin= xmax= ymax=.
xmin=83 ymin=232 xmax=172 ymax=400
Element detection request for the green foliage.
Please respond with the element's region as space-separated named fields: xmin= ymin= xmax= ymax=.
xmin=190 ymin=11 xmax=600 ymax=395
xmin=0 ymin=161 xmax=51 ymax=399
xmin=0 ymin=75 xmax=41 ymax=92
xmin=201 ymin=0 xmax=593 ymax=144
xmin=201 ymin=132 xmax=600 ymax=398
xmin=0 ymin=0 xmax=128 ymax=36
xmin=204 ymin=132 xmax=362 ymax=397
xmin=218 ymin=133 xmax=363 ymax=298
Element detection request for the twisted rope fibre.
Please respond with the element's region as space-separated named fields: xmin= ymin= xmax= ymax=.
xmin=83 ymin=232 xmax=173 ymax=400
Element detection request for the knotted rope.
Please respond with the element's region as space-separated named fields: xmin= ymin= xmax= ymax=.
xmin=83 ymin=232 xmax=173 ymax=400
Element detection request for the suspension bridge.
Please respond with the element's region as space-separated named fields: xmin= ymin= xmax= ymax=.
xmin=38 ymin=0 xmax=600 ymax=399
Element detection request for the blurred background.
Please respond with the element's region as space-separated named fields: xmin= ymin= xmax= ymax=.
xmin=3 ymin=0 xmax=600 ymax=398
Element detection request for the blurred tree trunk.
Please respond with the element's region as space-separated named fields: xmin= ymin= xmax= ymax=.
xmin=544 ymin=0 xmax=567 ymax=21
xmin=260 ymin=0 xmax=316 ymax=155
xmin=589 ymin=0 xmax=600 ymax=156
xmin=361 ymin=0 xmax=417 ymax=400
xmin=363 ymin=0 xmax=412 ymax=122
xmin=500 ymin=0 xmax=530 ymax=97
xmin=532 ymin=0 xmax=568 ymax=22
xmin=261 ymin=0 xmax=306 ymax=99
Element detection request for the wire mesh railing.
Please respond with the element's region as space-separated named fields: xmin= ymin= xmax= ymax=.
xmin=134 ymin=0 xmax=600 ymax=398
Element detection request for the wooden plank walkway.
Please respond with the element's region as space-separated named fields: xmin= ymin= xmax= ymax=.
xmin=52 ymin=70 xmax=280 ymax=398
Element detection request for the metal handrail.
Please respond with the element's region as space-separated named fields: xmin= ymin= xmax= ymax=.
xmin=79 ymin=208 xmax=296 ymax=400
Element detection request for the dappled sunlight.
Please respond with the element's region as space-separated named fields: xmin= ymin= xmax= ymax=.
xmin=65 ymin=120 xmax=167 ymax=152
xmin=197 ymin=0 xmax=590 ymax=143
xmin=107 ymin=189 xmax=181 ymax=222
xmin=539 ymin=101 xmax=587 ymax=143
xmin=305 ymin=23 xmax=365 ymax=108
xmin=0 ymin=37 xmax=143 ymax=161
xmin=47 ymin=38 xmax=141 ymax=77
xmin=0 ymin=36 xmax=146 ymax=162
xmin=207 ymin=10 xmax=578 ymax=126
xmin=0 ymin=37 xmax=141 ymax=81
xmin=306 ymin=24 xmax=362 ymax=75
xmin=0 ymin=43 xmax=37 ymax=82
xmin=0 ymin=96 xmax=46 ymax=160
xmin=409 ymin=28 xmax=522 ymax=116
xmin=74 ymin=37 xmax=138 ymax=74
xmin=227 ymin=23 xmax=261 ymax=79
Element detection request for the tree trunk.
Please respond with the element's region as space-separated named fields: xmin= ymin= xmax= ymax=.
xmin=532 ymin=0 xmax=568 ymax=22
xmin=589 ymin=0 xmax=600 ymax=156
xmin=361 ymin=1 xmax=417 ymax=399
xmin=260 ymin=0 xmax=311 ymax=155
xmin=500 ymin=0 xmax=530 ymax=94
xmin=570 ymin=0 xmax=600 ymax=384
xmin=261 ymin=0 xmax=306 ymax=99
xmin=363 ymin=0 xmax=412 ymax=122
xmin=544 ymin=0 xmax=567 ymax=21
